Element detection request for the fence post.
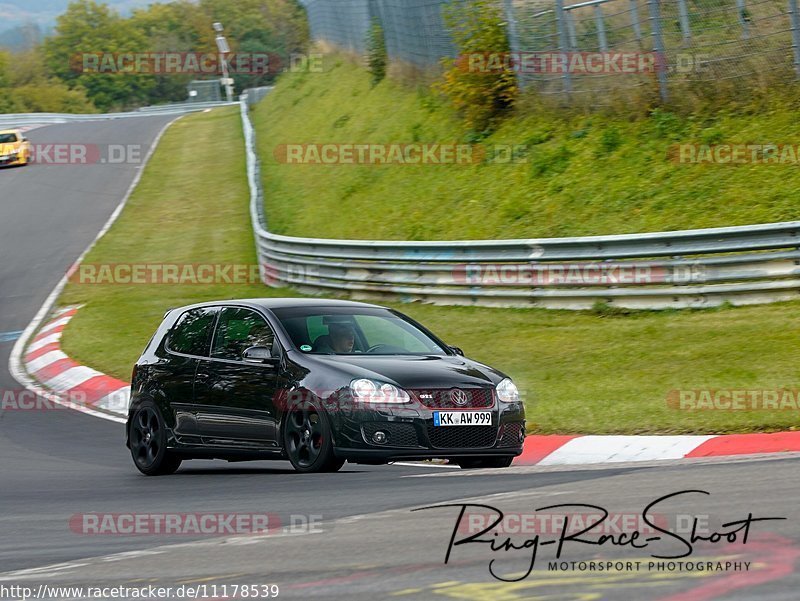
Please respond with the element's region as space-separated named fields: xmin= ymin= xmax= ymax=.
xmin=555 ymin=0 xmax=573 ymax=97
xmin=502 ymin=0 xmax=524 ymax=89
xmin=630 ymin=0 xmax=642 ymax=43
xmin=677 ymin=0 xmax=692 ymax=44
xmin=594 ymin=5 xmax=608 ymax=51
xmin=789 ymin=0 xmax=800 ymax=77
xmin=566 ymin=12 xmax=578 ymax=50
xmin=647 ymin=0 xmax=669 ymax=102
xmin=735 ymin=0 xmax=750 ymax=39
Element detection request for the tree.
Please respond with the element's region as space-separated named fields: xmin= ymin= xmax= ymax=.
xmin=44 ymin=0 xmax=156 ymax=111
xmin=0 ymin=50 xmax=19 ymax=112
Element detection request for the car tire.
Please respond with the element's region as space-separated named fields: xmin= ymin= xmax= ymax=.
xmin=457 ymin=456 xmax=514 ymax=469
xmin=283 ymin=398 xmax=344 ymax=473
xmin=129 ymin=400 xmax=182 ymax=476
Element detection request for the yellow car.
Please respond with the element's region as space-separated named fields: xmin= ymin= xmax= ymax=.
xmin=0 ymin=129 xmax=31 ymax=167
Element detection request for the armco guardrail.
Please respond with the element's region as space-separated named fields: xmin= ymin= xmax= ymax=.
xmin=247 ymin=93 xmax=799 ymax=309
xmin=0 ymin=100 xmax=238 ymax=129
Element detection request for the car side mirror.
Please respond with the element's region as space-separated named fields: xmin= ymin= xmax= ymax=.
xmin=243 ymin=345 xmax=275 ymax=364
xmin=21 ymin=137 xmax=28 ymax=142
xmin=449 ymin=346 xmax=464 ymax=356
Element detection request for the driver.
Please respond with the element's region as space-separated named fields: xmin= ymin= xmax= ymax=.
xmin=328 ymin=322 xmax=355 ymax=353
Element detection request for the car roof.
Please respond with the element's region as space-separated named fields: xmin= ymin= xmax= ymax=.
xmin=0 ymin=129 xmax=21 ymax=136
xmin=169 ymin=297 xmax=388 ymax=315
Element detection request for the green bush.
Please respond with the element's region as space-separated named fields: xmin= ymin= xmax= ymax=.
xmin=437 ymin=0 xmax=517 ymax=133
xmin=366 ymin=21 xmax=387 ymax=86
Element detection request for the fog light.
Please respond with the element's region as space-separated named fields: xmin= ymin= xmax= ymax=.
xmin=372 ymin=431 xmax=387 ymax=444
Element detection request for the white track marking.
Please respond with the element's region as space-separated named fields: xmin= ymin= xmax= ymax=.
xmin=94 ymin=386 xmax=131 ymax=414
xmin=538 ymin=434 xmax=715 ymax=465
xmin=35 ymin=314 xmax=74 ymax=336
xmin=42 ymin=366 xmax=104 ymax=392
xmin=25 ymin=350 xmax=68 ymax=373
xmin=25 ymin=332 xmax=62 ymax=353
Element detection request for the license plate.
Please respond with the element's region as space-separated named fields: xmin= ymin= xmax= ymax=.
xmin=433 ymin=411 xmax=492 ymax=427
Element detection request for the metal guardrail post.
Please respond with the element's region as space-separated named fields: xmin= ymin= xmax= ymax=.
xmin=648 ymin=0 xmax=669 ymax=102
xmin=594 ymin=5 xmax=608 ymax=51
xmin=554 ymin=0 xmax=573 ymax=97
xmin=788 ymin=0 xmax=800 ymax=77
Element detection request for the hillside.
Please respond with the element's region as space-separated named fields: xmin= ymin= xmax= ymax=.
xmin=255 ymin=58 xmax=800 ymax=241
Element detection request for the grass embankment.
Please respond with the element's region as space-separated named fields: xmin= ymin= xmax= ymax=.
xmin=58 ymin=103 xmax=800 ymax=435
xmin=255 ymin=58 xmax=800 ymax=240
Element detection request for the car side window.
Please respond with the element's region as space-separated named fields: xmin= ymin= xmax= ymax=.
xmin=211 ymin=307 xmax=275 ymax=361
xmin=306 ymin=316 xmax=327 ymax=347
xmin=166 ymin=308 xmax=217 ymax=356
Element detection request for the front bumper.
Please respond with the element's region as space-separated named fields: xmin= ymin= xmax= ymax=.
xmin=330 ymin=400 xmax=526 ymax=462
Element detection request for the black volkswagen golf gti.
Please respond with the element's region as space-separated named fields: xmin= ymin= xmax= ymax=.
xmin=127 ymin=299 xmax=526 ymax=475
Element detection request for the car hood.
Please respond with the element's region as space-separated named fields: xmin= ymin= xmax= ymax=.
xmin=304 ymin=354 xmax=505 ymax=389
xmin=0 ymin=142 xmax=21 ymax=155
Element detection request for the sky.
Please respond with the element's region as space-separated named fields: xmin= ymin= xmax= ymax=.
xmin=0 ymin=0 xmax=159 ymax=30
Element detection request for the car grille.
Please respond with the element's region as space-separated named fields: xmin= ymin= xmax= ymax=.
xmin=499 ymin=422 xmax=525 ymax=447
xmin=362 ymin=422 xmax=421 ymax=447
xmin=412 ymin=388 xmax=494 ymax=409
xmin=426 ymin=425 xmax=498 ymax=449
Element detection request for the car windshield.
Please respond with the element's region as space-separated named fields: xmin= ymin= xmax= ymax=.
xmin=0 ymin=133 xmax=18 ymax=144
xmin=272 ymin=306 xmax=450 ymax=355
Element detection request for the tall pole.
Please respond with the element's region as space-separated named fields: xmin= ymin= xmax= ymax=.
xmin=554 ymin=0 xmax=572 ymax=97
xmin=788 ymin=0 xmax=800 ymax=77
xmin=214 ymin=22 xmax=234 ymax=102
xmin=647 ymin=0 xmax=669 ymax=102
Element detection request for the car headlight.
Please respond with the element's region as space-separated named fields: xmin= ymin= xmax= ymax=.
xmin=496 ymin=378 xmax=520 ymax=403
xmin=350 ymin=378 xmax=410 ymax=404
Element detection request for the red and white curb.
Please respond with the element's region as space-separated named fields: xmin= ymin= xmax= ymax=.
xmin=516 ymin=431 xmax=800 ymax=465
xmin=19 ymin=307 xmax=800 ymax=466
xmin=23 ymin=306 xmax=129 ymax=419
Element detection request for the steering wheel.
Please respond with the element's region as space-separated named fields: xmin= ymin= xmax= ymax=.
xmin=366 ymin=344 xmax=402 ymax=354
